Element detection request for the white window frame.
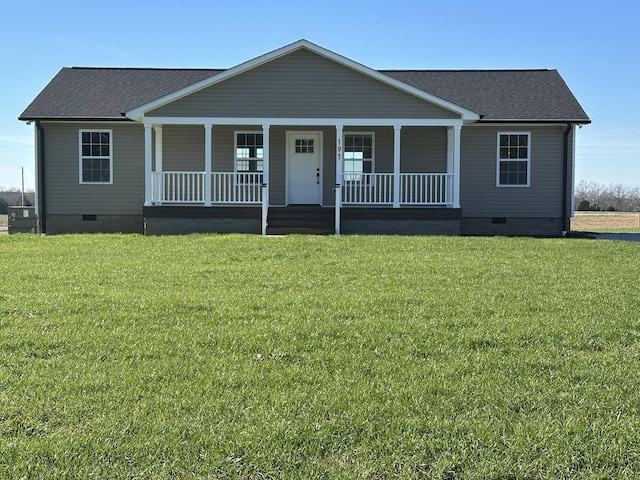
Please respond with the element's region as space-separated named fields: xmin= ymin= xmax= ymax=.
xmin=496 ymin=131 xmax=531 ymax=187
xmin=343 ymin=131 xmax=375 ymax=183
xmin=234 ymin=131 xmax=264 ymax=174
xmin=79 ymin=129 xmax=113 ymax=184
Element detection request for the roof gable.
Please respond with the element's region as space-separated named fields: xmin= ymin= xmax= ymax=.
xmin=126 ymin=39 xmax=479 ymax=121
xmin=145 ymin=48 xmax=461 ymax=121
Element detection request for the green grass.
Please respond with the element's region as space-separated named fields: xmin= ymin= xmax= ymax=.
xmin=1 ymin=234 xmax=640 ymax=479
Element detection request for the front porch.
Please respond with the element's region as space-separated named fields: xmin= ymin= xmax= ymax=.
xmin=142 ymin=121 xmax=463 ymax=235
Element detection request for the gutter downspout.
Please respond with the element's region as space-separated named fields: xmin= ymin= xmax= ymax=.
xmin=35 ymin=121 xmax=46 ymax=235
xmin=561 ymin=123 xmax=572 ymax=236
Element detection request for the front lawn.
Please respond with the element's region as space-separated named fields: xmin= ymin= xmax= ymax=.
xmin=1 ymin=234 xmax=639 ymax=479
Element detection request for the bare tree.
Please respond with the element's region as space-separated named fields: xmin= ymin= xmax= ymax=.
xmin=583 ymin=180 xmax=605 ymax=211
xmin=628 ymin=187 xmax=640 ymax=212
xmin=605 ymin=183 xmax=627 ymax=211
xmin=574 ymin=180 xmax=640 ymax=212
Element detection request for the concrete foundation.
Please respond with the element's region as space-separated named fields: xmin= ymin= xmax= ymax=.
xmin=46 ymin=215 xmax=143 ymax=234
xmin=460 ymin=217 xmax=564 ymax=237
xmin=143 ymin=206 xmax=261 ymax=235
xmin=341 ymin=207 xmax=461 ymax=235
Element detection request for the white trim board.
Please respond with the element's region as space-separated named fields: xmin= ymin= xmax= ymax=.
xmin=141 ymin=117 xmax=465 ymax=127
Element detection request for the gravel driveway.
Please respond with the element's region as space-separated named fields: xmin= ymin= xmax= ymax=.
xmin=591 ymin=232 xmax=640 ymax=242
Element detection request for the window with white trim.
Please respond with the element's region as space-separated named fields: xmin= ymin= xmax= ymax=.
xmin=497 ymin=132 xmax=530 ymax=186
xmin=344 ymin=133 xmax=374 ymax=182
xmin=235 ymin=132 xmax=264 ymax=173
xmin=80 ymin=130 xmax=112 ymax=183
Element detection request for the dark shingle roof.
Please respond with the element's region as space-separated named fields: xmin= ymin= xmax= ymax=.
xmin=20 ymin=66 xmax=589 ymax=122
xmin=383 ymin=69 xmax=589 ymax=122
xmin=19 ymin=67 xmax=222 ymax=120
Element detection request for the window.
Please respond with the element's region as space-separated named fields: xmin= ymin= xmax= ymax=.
xmin=235 ymin=132 xmax=264 ymax=173
xmin=344 ymin=133 xmax=373 ymax=182
xmin=497 ymin=132 xmax=530 ymax=186
xmin=295 ymin=138 xmax=314 ymax=154
xmin=80 ymin=130 xmax=112 ymax=183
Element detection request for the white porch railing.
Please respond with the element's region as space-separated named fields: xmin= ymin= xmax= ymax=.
xmin=151 ymin=171 xmax=262 ymax=204
xmin=342 ymin=173 xmax=452 ymax=205
xmin=151 ymin=171 xmax=451 ymax=206
xmin=342 ymin=173 xmax=394 ymax=204
xmin=157 ymin=171 xmax=205 ymax=203
xmin=211 ymin=172 xmax=262 ymax=204
xmin=400 ymin=173 xmax=452 ymax=205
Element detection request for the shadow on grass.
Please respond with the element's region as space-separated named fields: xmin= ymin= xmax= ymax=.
xmin=568 ymin=231 xmax=640 ymax=242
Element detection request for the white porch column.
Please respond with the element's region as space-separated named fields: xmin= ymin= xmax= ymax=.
xmin=447 ymin=125 xmax=461 ymax=208
xmin=144 ymin=123 xmax=152 ymax=206
xmin=204 ymin=124 xmax=212 ymax=206
xmin=393 ymin=125 xmax=402 ymax=208
xmin=261 ymin=124 xmax=270 ymax=236
xmin=153 ymin=125 xmax=162 ymax=205
xmin=335 ymin=125 xmax=343 ymax=235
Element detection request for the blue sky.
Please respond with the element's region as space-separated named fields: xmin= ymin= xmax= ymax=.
xmin=1 ymin=0 xmax=638 ymax=190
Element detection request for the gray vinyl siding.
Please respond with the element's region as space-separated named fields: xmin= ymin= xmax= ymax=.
xmin=43 ymin=122 xmax=144 ymax=215
xmin=460 ymin=125 xmax=566 ymax=217
xmin=322 ymin=129 xmax=336 ymax=206
xmin=161 ymin=125 xmax=204 ymax=170
xmin=400 ymin=127 xmax=447 ymax=172
xmin=268 ymin=127 xmax=286 ymax=205
xmin=148 ymin=49 xmax=459 ymax=120
xmin=342 ymin=126 xmax=447 ymax=174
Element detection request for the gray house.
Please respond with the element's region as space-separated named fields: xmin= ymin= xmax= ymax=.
xmin=19 ymin=39 xmax=589 ymax=236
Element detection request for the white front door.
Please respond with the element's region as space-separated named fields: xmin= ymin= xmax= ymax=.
xmin=287 ymin=132 xmax=322 ymax=205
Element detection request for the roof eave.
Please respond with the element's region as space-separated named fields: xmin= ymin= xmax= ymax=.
xmin=477 ymin=118 xmax=591 ymax=124
xmin=18 ymin=116 xmax=133 ymax=122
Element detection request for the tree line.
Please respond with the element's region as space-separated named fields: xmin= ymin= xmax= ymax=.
xmin=574 ymin=180 xmax=640 ymax=212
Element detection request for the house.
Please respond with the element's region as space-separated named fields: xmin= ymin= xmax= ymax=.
xmin=19 ymin=39 xmax=590 ymax=236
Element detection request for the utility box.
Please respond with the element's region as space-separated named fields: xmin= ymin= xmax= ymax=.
xmin=8 ymin=206 xmax=37 ymax=234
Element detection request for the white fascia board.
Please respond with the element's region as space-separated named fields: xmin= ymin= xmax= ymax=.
xmin=141 ymin=117 xmax=465 ymax=127
xmin=468 ymin=121 xmax=572 ymax=127
xmin=126 ymin=39 xmax=480 ymax=122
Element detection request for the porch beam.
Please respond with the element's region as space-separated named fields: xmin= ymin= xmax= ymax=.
xmin=393 ymin=125 xmax=401 ymax=208
xmin=142 ymin=116 xmax=464 ymax=128
xmin=204 ymin=124 xmax=212 ymax=206
xmin=144 ymin=123 xmax=152 ymax=206
xmin=335 ymin=125 xmax=343 ymax=235
xmin=261 ymin=124 xmax=270 ymax=235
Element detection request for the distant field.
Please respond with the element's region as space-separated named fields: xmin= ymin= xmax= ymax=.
xmin=1 ymin=234 xmax=640 ymax=478
xmin=572 ymin=211 xmax=640 ymax=232
xmin=0 ymin=214 xmax=7 ymax=228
